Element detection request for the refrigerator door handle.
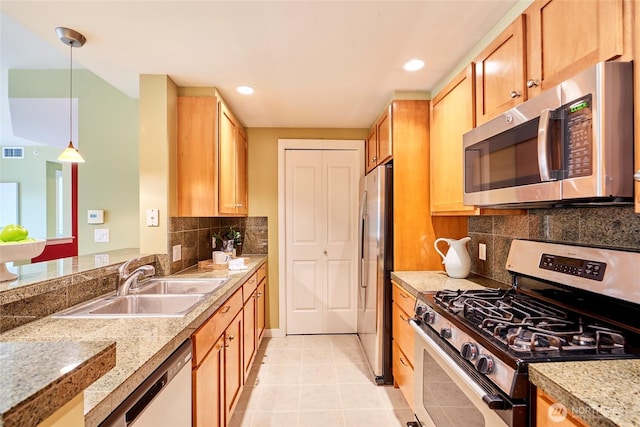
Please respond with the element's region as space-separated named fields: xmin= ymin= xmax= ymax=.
xmin=359 ymin=190 xmax=368 ymax=289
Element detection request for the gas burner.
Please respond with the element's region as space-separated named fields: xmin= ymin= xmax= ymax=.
xmin=572 ymin=334 xmax=596 ymax=347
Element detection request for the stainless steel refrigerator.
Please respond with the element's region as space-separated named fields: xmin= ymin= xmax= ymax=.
xmin=357 ymin=163 xmax=393 ymax=385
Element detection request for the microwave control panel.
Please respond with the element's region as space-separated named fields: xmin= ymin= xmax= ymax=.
xmin=564 ymin=94 xmax=593 ymax=178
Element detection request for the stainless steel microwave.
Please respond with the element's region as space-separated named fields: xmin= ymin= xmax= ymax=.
xmin=463 ymin=61 xmax=633 ymax=208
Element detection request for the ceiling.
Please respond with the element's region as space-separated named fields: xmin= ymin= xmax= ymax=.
xmin=1 ymin=0 xmax=519 ymax=135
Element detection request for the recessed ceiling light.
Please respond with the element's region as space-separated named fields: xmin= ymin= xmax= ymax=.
xmin=403 ymin=59 xmax=425 ymax=72
xmin=236 ymin=86 xmax=254 ymax=95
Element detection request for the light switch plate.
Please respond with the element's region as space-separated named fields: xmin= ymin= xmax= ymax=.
xmin=172 ymin=244 xmax=182 ymax=262
xmin=146 ymin=209 xmax=159 ymax=227
xmin=94 ymin=229 xmax=110 ymax=243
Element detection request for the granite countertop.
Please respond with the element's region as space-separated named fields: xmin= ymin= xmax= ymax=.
xmin=393 ymin=269 xmax=640 ymax=427
xmin=0 ymin=255 xmax=266 ymax=427
xmin=0 ymin=341 xmax=116 ymax=427
xmin=530 ymin=360 xmax=640 ymax=427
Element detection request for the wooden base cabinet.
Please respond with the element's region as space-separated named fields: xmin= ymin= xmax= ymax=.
xmin=391 ymin=282 xmax=416 ymax=410
xmin=242 ymin=273 xmax=258 ymax=381
xmin=536 ymin=389 xmax=588 ymax=427
xmin=193 ymin=336 xmax=224 ymax=427
xmin=224 ymin=312 xmax=243 ymax=420
xmin=256 ymin=263 xmax=267 ymax=343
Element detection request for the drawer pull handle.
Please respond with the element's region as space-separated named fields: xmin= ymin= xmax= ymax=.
xmin=220 ymin=305 xmax=231 ymax=314
xmin=399 ymin=357 xmax=408 ymax=367
xmin=399 ymin=293 xmax=408 ymax=299
xmin=257 ymin=292 xmax=263 ymax=297
xmin=399 ymin=314 xmax=407 ymax=322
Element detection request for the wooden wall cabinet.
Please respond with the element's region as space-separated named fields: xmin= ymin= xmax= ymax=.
xmin=524 ymin=0 xmax=626 ymax=98
xmin=218 ymin=100 xmax=248 ymax=216
xmin=387 ymin=99 xmax=468 ymax=271
xmin=177 ymin=95 xmax=248 ymax=217
xmin=391 ymin=282 xmax=415 ymax=410
xmin=474 ymin=15 xmax=526 ymax=125
xmin=365 ymin=105 xmax=392 ymax=174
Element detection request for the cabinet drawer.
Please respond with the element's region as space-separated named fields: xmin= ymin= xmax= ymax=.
xmin=392 ymin=341 xmax=414 ymax=412
xmin=392 ymin=302 xmax=415 ymax=367
xmin=257 ymin=262 xmax=266 ymax=284
xmin=243 ymin=273 xmax=258 ymax=303
xmin=392 ymin=282 xmax=416 ymax=317
xmin=192 ymin=288 xmax=243 ymax=366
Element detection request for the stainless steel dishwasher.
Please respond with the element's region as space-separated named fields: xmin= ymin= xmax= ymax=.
xmin=101 ymin=339 xmax=192 ymax=427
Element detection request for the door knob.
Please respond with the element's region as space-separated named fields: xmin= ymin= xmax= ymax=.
xmin=526 ymin=79 xmax=539 ymax=88
xmin=509 ymin=91 xmax=521 ymax=98
xmin=634 ymin=170 xmax=640 ymax=182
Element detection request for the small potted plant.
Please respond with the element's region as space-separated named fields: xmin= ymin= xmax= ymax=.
xmin=215 ymin=226 xmax=242 ymax=256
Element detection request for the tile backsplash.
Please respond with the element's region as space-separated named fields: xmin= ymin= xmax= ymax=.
xmin=469 ymin=206 xmax=640 ymax=284
xmin=167 ymin=216 xmax=268 ymax=274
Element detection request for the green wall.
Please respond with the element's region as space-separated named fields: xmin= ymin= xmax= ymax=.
xmin=5 ymin=69 xmax=140 ymax=254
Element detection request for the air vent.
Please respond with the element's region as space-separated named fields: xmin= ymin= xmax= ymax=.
xmin=2 ymin=147 xmax=24 ymax=159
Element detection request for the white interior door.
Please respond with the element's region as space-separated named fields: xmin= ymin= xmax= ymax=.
xmin=285 ymin=149 xmax=359 ymax=334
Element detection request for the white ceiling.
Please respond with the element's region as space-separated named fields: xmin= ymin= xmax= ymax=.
xmin=1 ymin=0 xmax=519 ymax=134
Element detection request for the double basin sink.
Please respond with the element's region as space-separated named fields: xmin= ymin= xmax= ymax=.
xmin=53 ymin=278 xmax=230 ymax=318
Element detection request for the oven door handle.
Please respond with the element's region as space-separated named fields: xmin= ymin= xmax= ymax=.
xmin=409 ymin=320 xmax=507 ymax=411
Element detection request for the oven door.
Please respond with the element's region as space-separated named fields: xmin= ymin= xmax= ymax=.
xmin=410 ymin=320 xmax=526 ymax=427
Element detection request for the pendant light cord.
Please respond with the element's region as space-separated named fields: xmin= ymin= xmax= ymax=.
xmin=69 ymin=43 xmax=73 ymax=144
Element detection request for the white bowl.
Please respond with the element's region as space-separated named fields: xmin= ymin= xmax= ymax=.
xmin=0 ymin=239 xmax=47 ymax=282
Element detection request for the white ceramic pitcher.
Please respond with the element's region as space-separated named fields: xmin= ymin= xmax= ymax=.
xmin=434 ymin=236 xmax=472 ymax=278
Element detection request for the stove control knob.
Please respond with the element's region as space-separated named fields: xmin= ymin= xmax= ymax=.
xmin=461 ymin=342 xmax=478 ymax=360
xmin=476 ymin=354 xmax=495 ymax=374
xmin=440 ymin=328 xmax=452 ymax=339
xmin=422 ymin=310 xmax=435 ymax=324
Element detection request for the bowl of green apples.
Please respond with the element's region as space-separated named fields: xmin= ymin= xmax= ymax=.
xmin=0 ymin=224 xmax=46 ymax=282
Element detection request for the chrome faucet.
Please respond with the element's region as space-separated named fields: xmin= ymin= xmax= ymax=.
xmin=117 ymin=259 xmax=155 ymax=296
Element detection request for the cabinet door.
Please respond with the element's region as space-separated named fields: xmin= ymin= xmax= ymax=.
xmin=392 ymin=302 xmax=414 ymax=367
xmin=526 ymin=0 xmax=624 ymax=96
xmin=536 ymin=389 xmax=587 ymax=427
xmin=256 ymin=280 xmax=266 ymax=343
xmin=377 ymin=106 xmax=392 ymax=164
xmin=177 ymin=96 xmax=218 ymax=216
xmin=474 ymin=15 xmax=526 ymax=124
xmin=219 ymin=101 xmax=238 ymax=215
xmin=243 ymin=291 xmax=256 ymax=381
xmin=193 ymin=335 xmax=224 ymax=427
xmin=430 ymin=65 xmax=478 ymax=214
xmin=235 ymin=126 xmax=248 ymax=215
xmin=365 ymin=127 xmax=378 ymax=174
xmin=225 ymin=312 xmax=243 ymax=419
xmin=392 ymin=341 xmax=414 ymax=412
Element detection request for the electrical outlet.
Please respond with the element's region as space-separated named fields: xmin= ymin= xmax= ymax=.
xmin=146 ymin=209 xmax=159 ymax=227
xmin=172 ymin=244 xmax=182 ymax=262
xmin=479 ymin=243 xmax=487 ymax=261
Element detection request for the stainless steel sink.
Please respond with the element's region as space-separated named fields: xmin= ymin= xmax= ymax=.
xmin=53 ymin=294 xmax=206 ymax=318
xmin=130 ymin=278 xmax=229 ymax=295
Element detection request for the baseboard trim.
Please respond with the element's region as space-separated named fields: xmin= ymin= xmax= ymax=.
xmin=264 ymin=328 xmax=286 ymax=338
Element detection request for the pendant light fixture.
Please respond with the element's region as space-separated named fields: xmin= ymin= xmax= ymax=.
xmin=56 ymin=27 xmax=86 ymax=163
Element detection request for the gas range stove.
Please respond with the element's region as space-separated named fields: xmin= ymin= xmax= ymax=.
xmin=412 ymin=240 xmax=640 ymax=403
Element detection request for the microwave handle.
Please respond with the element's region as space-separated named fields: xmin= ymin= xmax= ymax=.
xmin=537 ymin=108 xmax=555 ymax=182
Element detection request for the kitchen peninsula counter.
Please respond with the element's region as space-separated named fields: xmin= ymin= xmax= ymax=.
xmin=0 ymin=255 xmax=266 ymax=427
xmin=392 ymin=270 xmax=640 ymax=427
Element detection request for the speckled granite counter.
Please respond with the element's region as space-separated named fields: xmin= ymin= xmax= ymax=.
xmin=530 ymin=360 xmax=640 ymax=427
xmin=393 ymin=270 xmax=640 ymax=427
xmin=0 ymin=255 xmax=266 ymax=427
xmin=0 ymin=341 xmax=116 ymax=427
xmin=391 ymin=270 xmax=508 ymax=297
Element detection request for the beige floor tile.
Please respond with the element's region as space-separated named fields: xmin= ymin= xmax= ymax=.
xmin=343 ymin=409 xmax=395 ymax=427
xmin=299 ymin=384 xmax=342 ymax=411
xmin=387 ymin=408 xmax=416 ymax=427
xmin=262 ymin=364 xmax=302 ymax=385
xmin=255 ymin=385 xmax=301 ymax=411
xmin=302 ymin=334 xmax=334 ymax=348
xmin=298 ymin=410 xmax=345 ymax=427
xmin=264 ymin=335 xmax=305 ymax=349
xmin=339 ymin=383 xmax=384 ymax=409
xmin=235 ymin=386 xmax=262 ymax=412
xmin=300 ymin=364 xmax=338 ymax=384
xmin=302 ymin=347 xmax=335 ymax=364
xmin=263 ymin=347 xmax=303 ymax=365
xmin=331 ymin=334 xmax=361 ymax=348
xmin=251 ymin=411 xmax=299 ymax=427
xmin=332 ymin=346 xmax=367 ymax=364
xmin=335 ymin=363 xmax=374 ymax=384
xmin=377 ymin=386 xmax=411 ymax=409
xmin=228 ymin=411 xmax=254 ymax=427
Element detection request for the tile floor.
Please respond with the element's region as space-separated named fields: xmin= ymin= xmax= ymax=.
xmin=229 ymin=334 xmax=414 ymax=427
